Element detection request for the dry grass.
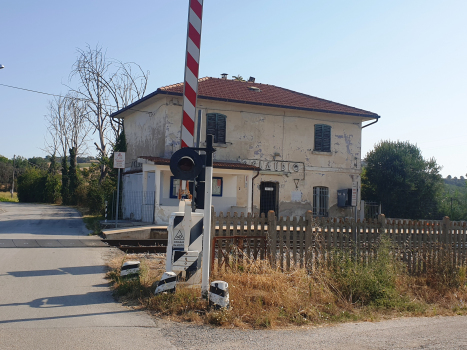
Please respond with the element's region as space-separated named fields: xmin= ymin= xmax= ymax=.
xmin=106 ymin=242 xmax=467 ymax=329
xmin=0 ymin=191 xmax=18 ymax=202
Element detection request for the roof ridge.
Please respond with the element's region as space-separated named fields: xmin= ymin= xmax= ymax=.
xmin=159 ymin=77 xmax=213 ymax=91
xmin=272 ymin=84 xmax=374 ymax=114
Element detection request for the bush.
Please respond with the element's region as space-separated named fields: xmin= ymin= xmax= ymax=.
xmin=17 ymin=168 xmax=47 ymax=202
xmin=87 ymin=183 xmax=106 ymax=214
xmin=328 ymin=235 xmax=401 ymax=307
xmin=44 ymin=174 xmax=62 ymax=203
xmin=17 ymin=168 xmax=62 ymax=204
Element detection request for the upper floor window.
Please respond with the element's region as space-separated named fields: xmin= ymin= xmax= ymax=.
xmin=313 ymin=186 xmax=329 ymax=217
xmin=314 ymin=124 xmax=331 ymax=152
xmin=206 ymin=113 xmax=226 ymax=144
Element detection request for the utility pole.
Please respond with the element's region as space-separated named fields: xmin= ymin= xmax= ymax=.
xmin=11 ymin=155 xmax=15 ymax=198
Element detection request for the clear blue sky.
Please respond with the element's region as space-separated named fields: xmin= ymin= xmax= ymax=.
xmin=1 ymin=0 xmax=466 ymax=177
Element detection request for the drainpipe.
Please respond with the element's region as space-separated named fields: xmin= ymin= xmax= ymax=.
xmin=362 ymin=117 xmax=379 ymax=129
xmin=251 ymin=170 xmax=260 ymax=214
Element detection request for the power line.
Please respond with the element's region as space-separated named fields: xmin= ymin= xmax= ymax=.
xmin=0 ymin=83 xmax=152 ymax=114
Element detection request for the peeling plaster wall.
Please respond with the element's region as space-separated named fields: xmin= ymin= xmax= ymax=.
xmin=123 ymin=97 xmax=171 ymax=167
xmin=197 ymin=100 xmax=363 ymax=216
xmin=122 ymin=95 xmax=365 ymax=219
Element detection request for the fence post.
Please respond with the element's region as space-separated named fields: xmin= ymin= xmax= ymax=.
xmin=267 ymin=210 xmax=277 ymax=268
xmin=442 ymin=216 xmax=450 ymax=246
xmin=442 ymin=216 xmax=451 ymax=267
xmin=377 ymin=214 xmax=387 ymax=263
xmin=377 ymin=214 xmax=386 ymax=236
xmin=305 ymin=210 xmax=313 ymax=271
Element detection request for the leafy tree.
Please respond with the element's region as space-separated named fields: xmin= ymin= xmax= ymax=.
xmin=48 ymin=154 xmax=58 ymax=176
xmin=232 ymin=74 xmax=245 ymax=81
xmin=44 ymin=153 xmax=61 ymax=203
xmin=28 ymin=157 xmax=48 ymax=170
xmin=17 ymin=168 xmax=47 ymax=202
xmin=68 ymin=147 xmax=79 ymax=205
xmin=362 ymin=140 xmax=443 ymax=219
xmin=438 ymin=187 xmax=467 ymax=221
xmin=61 ymin=155 xmax=69 ymax=204
xmin=0 ymin=159 xmax=13 ymax=189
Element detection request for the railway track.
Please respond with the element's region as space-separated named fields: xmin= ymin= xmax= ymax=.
xmin=102 ymin=239 xmax=168 ymax=253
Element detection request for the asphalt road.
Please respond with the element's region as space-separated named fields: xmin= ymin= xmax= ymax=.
xmin=1 ymin=202 xmax=467 ymax=350
xmin=0 ymin=202 xmax=174 ymax=350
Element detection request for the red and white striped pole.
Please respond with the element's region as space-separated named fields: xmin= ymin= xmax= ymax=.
xmin=181 ymin=0 xmax=203 ymax=149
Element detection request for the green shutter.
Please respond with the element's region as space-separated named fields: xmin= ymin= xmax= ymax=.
xmin=322 ymin=125 xmax=331 ymax=152
xmin=206 ymin=114 xmax=217 ymax=142
xmin=206 ymin=113 xmax=226 ymax=144
xmin=217 ymin=115 xmax=226 ymax=143
xmin=314 ymin=124 xmax=331 ymax=152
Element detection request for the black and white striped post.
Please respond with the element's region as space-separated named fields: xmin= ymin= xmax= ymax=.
xmin=120 ymin=260 xmax=140 ymax=278
xmin=209 ymin=280 xmax=230 ymax=309
xmin=155 ymin=271 xmax=177 ymax=294
xmin=105 ymin=201 xmax=108 ymax=223
xmin=166 ymin=199 xmax=204 ymax=285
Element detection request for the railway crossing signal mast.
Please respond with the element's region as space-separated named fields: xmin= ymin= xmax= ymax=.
xmin=164 ymin=0 xmax=216 ymax=297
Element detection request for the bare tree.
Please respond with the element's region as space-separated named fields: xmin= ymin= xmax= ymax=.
xmin=44 ymin=96 xmax=69 ymax=159
xmin=68 ymin=44 xmax=149 ymax=181
xmin=44 ymin=94 xmax=91 ymax=160
xmin=66 ymin=94 xmax=91 ymax=164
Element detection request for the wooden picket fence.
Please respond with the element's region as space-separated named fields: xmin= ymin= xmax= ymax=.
xmin=210 ymin=209 xmax=467 ymax=274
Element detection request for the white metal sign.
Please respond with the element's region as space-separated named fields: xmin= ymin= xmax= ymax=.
xmin=351 ymin=182 xmax=358 ymax=207
xmin=172 ymin=251 xmax=200 ymax=272
xmin=291 ymin=191 xmax=302 ymax=202
xmin=173 ymin=230 xmax=185 ymax=249
xmin=114 ymin=152 xmax=126 ymax=169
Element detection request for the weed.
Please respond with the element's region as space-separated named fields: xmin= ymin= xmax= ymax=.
xmin=106 ymin=239 xmax=467 ymax=329
xmin=82 ymin=215 xmax=103 ymax=235
xmin=0 ymin=192 xmax=18 ymax=202
xmin=327 ymin=235 xmax=401 ymax=307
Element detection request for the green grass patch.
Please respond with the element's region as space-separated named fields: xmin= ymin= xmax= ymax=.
xmin=0 ymin=192 xmax=18 ymax=202
xmin=82 ymin=215 xmax=103 ymax=235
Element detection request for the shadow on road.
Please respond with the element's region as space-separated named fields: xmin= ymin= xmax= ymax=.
xmin=0 ymin=310 xmax=142 ymax=325
xmin=0 ymin=290 xmax=115 ymax=309
xmin=5 ymin=265 xmax=105 ymax=278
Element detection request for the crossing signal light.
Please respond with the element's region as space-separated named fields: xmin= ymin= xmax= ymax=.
xmin=170 ymin=148 xmax=204 ymax=181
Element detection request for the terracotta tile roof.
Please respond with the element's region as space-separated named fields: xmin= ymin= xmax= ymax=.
xmin=111 ymin=77 xmax=380 ymax=119
xmin=138 ymin=156 xmax=260 ymax=171
xmin=158 ymin=77 xmax=379 ymax=118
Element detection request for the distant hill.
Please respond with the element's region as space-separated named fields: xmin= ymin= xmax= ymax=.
xmin=444 ymin=176 xmax=466 ymax=188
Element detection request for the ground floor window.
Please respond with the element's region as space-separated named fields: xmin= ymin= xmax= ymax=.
xmin=313 ymin=186 xmax=329 ymax=217
xmin=170 ymin=177 xmax=223 ymax=198
xmin=212 ymin=177 xmax=223 ymax=196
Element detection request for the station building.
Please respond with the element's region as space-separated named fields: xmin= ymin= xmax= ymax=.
xmin=110 ymin=76 xmax=380 ymax=224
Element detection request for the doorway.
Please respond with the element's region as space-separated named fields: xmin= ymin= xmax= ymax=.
xmin=260 ymin=181 xmax=279 ymax=216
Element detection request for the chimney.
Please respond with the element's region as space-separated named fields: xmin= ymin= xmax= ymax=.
xmin=248 ymin=76 xmax=255 ymax=83
xmin=221 ymin=73 xmax=228 ymax=80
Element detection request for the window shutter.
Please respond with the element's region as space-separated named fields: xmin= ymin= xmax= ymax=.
xmin=217 ymin=115 xmax=226 ymax=144
xmin=322 ymin=125 xmax=331 ymax=152
xmin=206 ymin=114 xmax=217 ymax=142
xmin=314 ymin=124 xmax=323 ymax=151
xmin=314 ymin=124 xmax=331 ymax=152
